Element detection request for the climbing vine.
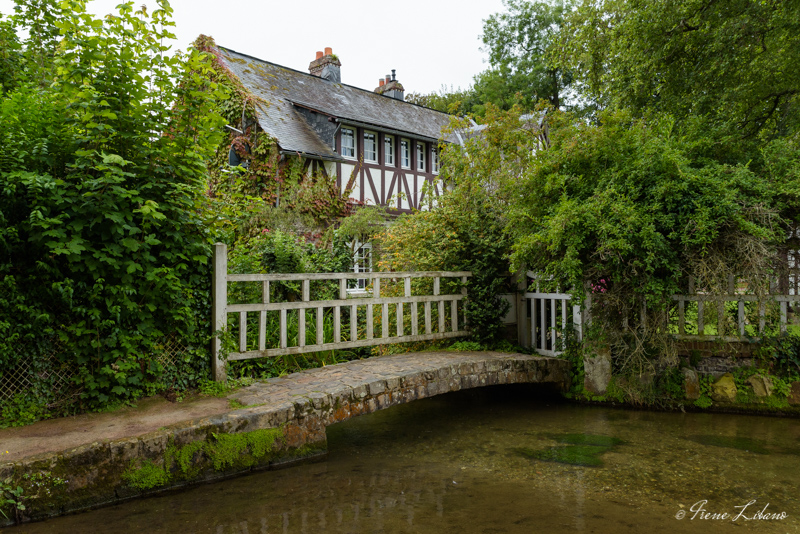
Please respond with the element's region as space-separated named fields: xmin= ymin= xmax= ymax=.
xmin=193 ymin=36 xmax=356 ymax=247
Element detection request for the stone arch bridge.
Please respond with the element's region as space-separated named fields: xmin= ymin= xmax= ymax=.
xmin=4 ymin=351 xmax=569 ymax=525
xmin=228 ymin=350 xmax=570 ymax=455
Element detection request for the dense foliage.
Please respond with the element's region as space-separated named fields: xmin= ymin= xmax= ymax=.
xmin=378 ymin=156 xmax=513 ymax=345
xmin=561 ymin=0 xmax=800 ymax=142
xmin=442 ymin=0 xmax=800 ymax=376
xmin=0 ymin=0 xmax=225 ymax=413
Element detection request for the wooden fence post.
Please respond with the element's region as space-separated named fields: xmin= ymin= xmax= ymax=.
xmin=212 ymin=243 xmax=228 ymax=383
xmin=515 ymin=270 xmax=529 ymax=348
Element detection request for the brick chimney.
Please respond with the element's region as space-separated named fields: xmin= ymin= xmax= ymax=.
xmin=374 ymin=69 xmax=404 ymax=100
xmin=309 ymin=47 xmax=341 ymax=83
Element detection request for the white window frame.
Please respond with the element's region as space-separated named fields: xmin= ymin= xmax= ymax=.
xmin=431 ymin=146 xmax=439 ymax=174
xmin=341 ymin=127 xmax=355 ymax=159
xmin=384 ymin=135 xmax=395 ymax=165
xmin=364 ymin=131 xmax=377 ymax=163
xmin=348 ymin=242 xmax=373 ymax=294
xmin=416 ymin=142 xmax=426 ymax=172
xmin=400 ymin=138 xmax=410 ymax=169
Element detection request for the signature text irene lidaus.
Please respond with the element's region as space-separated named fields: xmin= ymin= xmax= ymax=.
xmin=674 ymin=500 xmax=787 ymax=521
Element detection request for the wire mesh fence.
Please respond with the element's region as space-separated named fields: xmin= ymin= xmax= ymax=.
xmin=0 ymin=335 xmax=194 ymax=409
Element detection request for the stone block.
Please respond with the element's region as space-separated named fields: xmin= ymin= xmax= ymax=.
xmin=307 ymin=391 xmax=331 ymax=410
xmin=351 ymin=384 xmax=368 ymax=400
xmin=789 ymin=382 xmax=800 ymax=405
xmin=682 ymin=368 xmax=700 ymax=400
xmin=583 ymin=346 xmax=611 ymax=395
xmin=426 ymin=381 xmax=440 ymax=397
xmin=385 ymin=377 xmax=401 ymax=391
xmin=485 ymin=360 xmax=501 ymax=372
xmin=458 ymin=362 xmax=474 ymax=375
xmin=402 ymin=372 xmax=425 ymax=388
xmin=329 ymin=406 xmax=351 ymax=424
xmin=368 ymin=380 xmax=386 ymax=396
xmin=711 ymin=373 xmax=737 ymax=403
xmin=375 ymin=393 xmax=391 ymax=410
xmin=448 ymin=377 xmax=461 ymax=392
xmin=746 ymin=375 xmax=773 ymax=397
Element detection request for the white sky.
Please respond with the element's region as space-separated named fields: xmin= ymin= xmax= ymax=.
xmin=0 ymin=0 xmax=508 ymax=94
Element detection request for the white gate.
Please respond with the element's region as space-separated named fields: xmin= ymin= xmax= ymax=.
xmin=522 ymin=272 xmax=583 ymax=356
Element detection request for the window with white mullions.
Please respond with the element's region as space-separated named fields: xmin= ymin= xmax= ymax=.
xmin=384 ymin=135 xmax=395 ymax=165
xmin=400 ymin=138 xmax=410 ymax=168
xmin=364 ymin=131 xmax=377 ymax=162
xmin=349 ymin=243 xmax=372 ymax=293
xmin=416 ymin=142 xmax=426 ymax=172
xmin=431 ymin=146 xmax=439 ymax=174
xmin=341 ymin=127 xmax=355 ymax=158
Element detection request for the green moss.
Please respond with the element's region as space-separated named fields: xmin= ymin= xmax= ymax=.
xmin=686 ymin=435 xmax=771 ymax=455
xmin=228 ymin=399 xmax=247 ymax=410
xmin=694 ymin=395 xmax=713 ymax=408
xmin=515 ymin=445 xmax=606 ymax=467
xmin=206 ymin=428 xmax=283 ymax=471
xmin=124 ymin=427 xmax=285 ymax=491
xmin=170 ymin=441 xmax=206 ymax=478
xmin=122 ymin=459 xmax=170 ymax=490
xmin=515 ymin=433 xmax=625 ymax=467
xmin=549 ymin=433 xmax=624 ymax=447
xmin=762 ymin=395 xmax=790 ymax=409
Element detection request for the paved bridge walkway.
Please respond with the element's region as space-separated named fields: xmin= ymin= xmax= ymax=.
xmin=228 ymin=350 xmax=570 ymax=446
xmin=2 ymin=351 xmax=569 ymax=525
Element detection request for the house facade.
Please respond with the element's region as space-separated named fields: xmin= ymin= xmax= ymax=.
xmin=211 ymin=45 xmax=459 ymax=212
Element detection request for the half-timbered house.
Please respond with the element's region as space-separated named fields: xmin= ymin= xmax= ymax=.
xmin=211 ymin=45 xmax=458 ymax=212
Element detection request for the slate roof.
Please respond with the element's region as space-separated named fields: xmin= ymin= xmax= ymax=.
xmin=213 ymin=46 xmax=456 ymax=161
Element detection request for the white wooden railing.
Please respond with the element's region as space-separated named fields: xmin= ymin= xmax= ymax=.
xmin=211 ymin=243 xmax=471 ymax=381
xmin=671 ymin=276 xmax=799 ymax=341
xmin=521 ymin=272 xmax=583 ymax=356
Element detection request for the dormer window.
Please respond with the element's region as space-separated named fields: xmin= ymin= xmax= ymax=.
xmin=341 ymin=127 xmax=355 ymax=159
xmin=416 ymin=142 xmax=426 ymax=172
xmin=385 ymin=135 xmax=395 ymax=165
xmin=364 ymin=131 xmax=377 ymax=162
xmin=400 ymin=139 xmax=410 ymax=169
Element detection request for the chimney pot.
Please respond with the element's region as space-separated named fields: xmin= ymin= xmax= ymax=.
xmin=385 ymin=75 xmax=390 ymax=84
xmin=379 ymin=79 xmax=385 ymax=87
xmin=391 ymin=69 xmax=396 ymax=81
xmin=309 ymin=47 xmax=342 ymax=82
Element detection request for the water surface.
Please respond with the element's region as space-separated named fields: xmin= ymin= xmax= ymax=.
xmin=13 ymin=385 xmax=800 ymax=533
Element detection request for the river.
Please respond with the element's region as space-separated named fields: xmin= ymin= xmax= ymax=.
xmin=11 ymin=384 xmax=800 ymax=533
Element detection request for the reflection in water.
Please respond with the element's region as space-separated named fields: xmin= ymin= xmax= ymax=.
xmin=11 ymin=385 xmax=800 ymax=533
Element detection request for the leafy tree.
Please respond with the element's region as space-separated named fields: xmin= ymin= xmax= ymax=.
xmin=561 ymin=0 xmax=800 ymax=143
xmin=0 ymin=14 xmax=21 ymax=92
xmin=7 ymin=0 xmax=64 ymax=87
xmin=0 ymin=0 xmax=225 ymax=409
xmin=476 ymin=0 xmax=575 ymax=113
xmin=405 ymin=85 xmax=482 ymax=116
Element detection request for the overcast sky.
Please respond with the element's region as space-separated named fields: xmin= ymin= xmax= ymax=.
xmin=0 ymin=0 xmax=508 ymax=94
